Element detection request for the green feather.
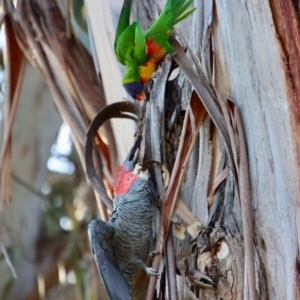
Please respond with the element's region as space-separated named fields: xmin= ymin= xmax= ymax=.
xmin=115 ymin=22 xmax=147 ymax=66
xmin=122 ymin=66 xmax=141 ymax=84
xmin=115 ymin=0 xmax=196 ymax=84
xmin=114 ymin=0 xmax=147 ymax=66
xmin=134 ymin=23 xmax=147 ymax=63
xmin=114 ymin=0 xmax=132 ymax=52
xmin=145 ymin=0 xmax=196 ymax=52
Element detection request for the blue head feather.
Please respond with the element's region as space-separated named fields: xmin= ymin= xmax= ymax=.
xmin=123 ymin=82 xmax=144 ymax=100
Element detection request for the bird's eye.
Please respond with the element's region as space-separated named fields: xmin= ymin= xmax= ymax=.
xmin=127 ymin=178 xmax=130 ymax=181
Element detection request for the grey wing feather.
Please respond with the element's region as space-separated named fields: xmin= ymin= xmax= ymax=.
xmin=88 ymin=220 xmax=131 ymax=300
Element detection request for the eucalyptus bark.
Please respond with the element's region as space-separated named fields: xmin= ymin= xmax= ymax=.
xmin=1 ymin=0 xmax=299 ymax=299
xmin=137 ymin=1 xmax=300 ymax=299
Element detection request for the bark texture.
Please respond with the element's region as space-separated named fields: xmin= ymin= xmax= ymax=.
xmin=1 ymin=0 xmax=300 ymax=299
xmin=215 ymin=1 xmax=300 ymax=299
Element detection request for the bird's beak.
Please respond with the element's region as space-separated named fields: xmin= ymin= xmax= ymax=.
xmin=133 ymin=164 xmax=149 ymax=181
xmin=136 ymin=92 xmax=144 ymax=101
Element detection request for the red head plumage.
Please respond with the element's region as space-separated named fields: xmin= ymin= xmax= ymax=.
xmin=114 ymin=136 xmax=143 ymax=196
xmin=114 ymin=167 xmax=139 ymax=196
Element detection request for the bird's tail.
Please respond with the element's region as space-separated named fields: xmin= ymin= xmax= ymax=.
xmin=145 ymin=0 xmax=196 ymax=39
xmin=114 ymin=0 xmax=133 ymax=51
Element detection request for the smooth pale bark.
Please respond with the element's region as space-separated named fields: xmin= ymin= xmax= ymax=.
xmin=215 ymin=1 xmax=298 ymax=299
xmin=0 ymin=62 xmax=61 ymax=299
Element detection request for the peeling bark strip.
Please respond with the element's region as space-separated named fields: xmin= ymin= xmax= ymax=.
xmin=11 ymin=0 xmax=120 ymax=179
xmin=0 ymin=6 xmax=25 ymax=205
xmin=84 ymin=101 xmax=140 ymax=212
xmin=234 ymin=106 xmax=256 ymax=300
xmin=163 ymin=92 xmax=206 ymax=237
xmin=170 ymin=38 xmax=236 ymax=179
xmin=168 ymin=37 xmax=257 ymax=298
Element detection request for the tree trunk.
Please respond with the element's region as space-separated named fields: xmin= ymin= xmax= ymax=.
xmin=212 ymin=1 xmax=300 ymax=299
xmin=2 ymin=0 xmax=300 ymax=299
xmin=110 ymin=1 xmax=299 ymax=299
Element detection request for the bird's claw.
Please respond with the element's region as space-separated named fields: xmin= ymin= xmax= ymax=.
xmin=146 ymin=267 xmax=159 ymax=276
xmin=149 ymin=250 xmax=160 ymax=258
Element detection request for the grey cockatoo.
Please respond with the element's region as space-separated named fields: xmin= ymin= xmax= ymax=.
xmin=88 ymin=136 xmax=158 ymax=300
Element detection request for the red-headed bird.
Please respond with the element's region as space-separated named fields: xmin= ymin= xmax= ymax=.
xmin=114 ymin=0 xmax=196 ymax=100
xmin=88 ymin=136 xmax=157 ymax=300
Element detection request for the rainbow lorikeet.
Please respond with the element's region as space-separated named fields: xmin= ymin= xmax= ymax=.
xmin=114 ymin=0 xmax=196 ymax=100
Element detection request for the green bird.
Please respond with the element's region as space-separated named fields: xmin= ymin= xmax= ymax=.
xmin=114 ymin=0 xmax=196 ymax=100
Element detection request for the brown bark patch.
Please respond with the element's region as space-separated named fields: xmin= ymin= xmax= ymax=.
xmin=296 ymin=255 xmax=300 ymax=299
xmin=269 ymin=0 xmax=300 ymax=185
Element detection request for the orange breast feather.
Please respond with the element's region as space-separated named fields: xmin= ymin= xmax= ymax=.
xmin=139 ymin=38 xmax=166 ymax=84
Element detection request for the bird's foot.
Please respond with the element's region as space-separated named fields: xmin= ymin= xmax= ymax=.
xmin=136 ymin=258 xmax=159 ymax=276
xmin=149 ymin=250 xmax=160 ymax=259
xmin=146 ymin=267 xmax=159 ymax=276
